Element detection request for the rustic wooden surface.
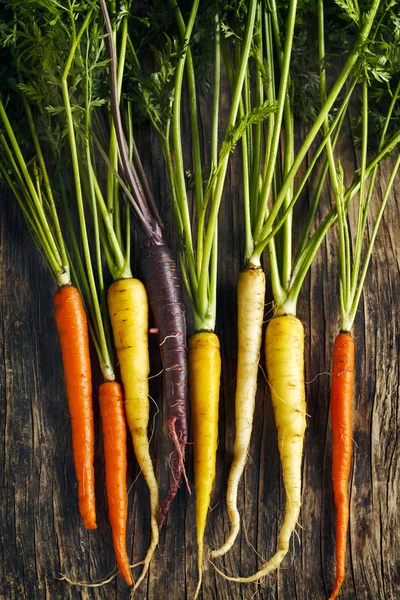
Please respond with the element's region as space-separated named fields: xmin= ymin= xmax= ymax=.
xmin=1 ymin=119 xmax=400 ymax=600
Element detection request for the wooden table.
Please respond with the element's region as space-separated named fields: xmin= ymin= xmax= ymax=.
xmin=1 ymin=126 xmax=399 ymax=599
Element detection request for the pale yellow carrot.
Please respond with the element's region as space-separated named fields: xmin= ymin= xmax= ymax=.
xmin=211 ymin=264 xmax=265 ymax=558
xmin=213 ymin=314 xmax=306 ymax=582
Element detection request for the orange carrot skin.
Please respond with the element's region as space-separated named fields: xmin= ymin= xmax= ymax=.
xmin=53 ymin=285 xmax=96 ymax=530
xmin=329 ymin=331 xmax=354 ymax=600
xmin=99 ymin=382 xmax=132 ymax=586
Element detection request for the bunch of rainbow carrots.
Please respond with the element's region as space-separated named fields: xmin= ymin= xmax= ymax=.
xmin=0 ymin=0 xmax=399 ymax=597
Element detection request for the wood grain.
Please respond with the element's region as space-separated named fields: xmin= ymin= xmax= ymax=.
xmin=0 ymin=118 xmax=399 ymax=599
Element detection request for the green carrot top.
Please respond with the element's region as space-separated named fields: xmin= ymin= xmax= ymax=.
xmin=124 ymin=0 xmax=273 ymax=331
xmin=224 ymin=0 xmax=398 ymax=318
xmin=0 ymin=1 xmax=129 ymax=382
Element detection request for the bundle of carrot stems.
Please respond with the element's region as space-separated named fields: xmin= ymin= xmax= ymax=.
xmin=0 ymin=0 xmax=399 ymax=597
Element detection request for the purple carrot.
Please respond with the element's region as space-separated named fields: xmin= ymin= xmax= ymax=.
xmin=100 ymin=0 xmax=190 ymax=524
xmin=140 ymin=244 xmax=190 ymax=527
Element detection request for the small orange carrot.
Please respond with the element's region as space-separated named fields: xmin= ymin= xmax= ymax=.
xmin=329 ymin=331 xmax=354 ymax=600
xmin=99 ymin=382 xmax=132 ymax=585
xmin=54 ymin=284 xmax=96 ymax=530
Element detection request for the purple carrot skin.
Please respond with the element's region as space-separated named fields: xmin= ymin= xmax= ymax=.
xmin=100 ymin=0 xmax=188 ymax=525
xmin=140 ymin=244 xmax=189 ymax=526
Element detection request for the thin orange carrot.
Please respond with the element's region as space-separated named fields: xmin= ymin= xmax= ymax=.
xmin=54 ymin=284 xmax=96 ymax=530
xmin=99 ymin=382 xmax=132 ymax=585
xmin=329 ymin=331 xmax=354 ymax=600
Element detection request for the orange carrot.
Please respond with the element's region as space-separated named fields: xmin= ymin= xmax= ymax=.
xmin=99 ymin=382 xmax=132 ymax=585
xmin=329 ymin=331 xmax=354 ymax=600
xmin=53 ymin=284 xmax=96 ymax=530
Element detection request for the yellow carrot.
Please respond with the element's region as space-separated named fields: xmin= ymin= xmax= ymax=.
xmin=189 ymin=332 xmax=221 ymax=598
xmin=213 ymin=314 xmax=306 ymax=582
xmin=211 ymin=264 xmax=265 ymax=558
xmin=108 ymin=278 xmax=159 ymax=589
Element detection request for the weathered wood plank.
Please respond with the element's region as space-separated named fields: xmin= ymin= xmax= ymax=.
xmin=0 ymin=118 xmax=399 ymax=600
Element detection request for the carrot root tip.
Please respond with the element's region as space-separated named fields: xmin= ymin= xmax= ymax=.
xmin=168 ymin=417 xmax=190 ymax=494
xmin=158 ymin=421 xmax=190 ymax=529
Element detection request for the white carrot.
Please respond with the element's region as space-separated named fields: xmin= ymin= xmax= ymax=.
xmin=211 ymin=264 xmax=265 ymax=558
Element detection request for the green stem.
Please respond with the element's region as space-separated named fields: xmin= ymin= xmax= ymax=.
xmin=298 ymin=129 xmax=400 ymax=277
xmin=160 ymin=135 xmax=184 ymax=238
xmin=284 ymin=213 xmax=333 ymax=313
xmin=197 ymin=0 xmax=257 ymax=320
xmin=85 ymin=147 xmax=114 ymax=379
xmin=318 ymin=0 xmax=350 ymax=309
xmin=268 ymin=237 xmax=286 ymax=312
xmin=62 ymin=177 xmax=114 ymax=381
xmin=101 ymin=232 xmax=119 ymax=282
xmin=93 ymin=132 xmax=149 ymax=233
xmin=61 ymin=10 xmax=114 ymax=379
xmin=172 ymin=1 xmax=204 ymax=220
xmin=253 ymin=0 xmax=298 ymax=241
xmin=252 ymin=78 xmax=357 ymax=262
xmin=335 ymin=165 xmax=351 ymax=316
xmin=91 ymin=167 xmax=128 ymax=277
xmin=0 ymin=158 xmax=60 ymax=281
xmin=318 ymin=0 xmax=327 ymax=118
xmin=196 ymin=209 xmax=206 ymax=280
xmin=254 ymin=81 xmax=354 ymax=269
xmin=169 ymin=0 xmax=199 ymax=291
xmin=59 ymin=173 xmax=97 ymax=329
xmin=243 ymin=51 xmax=252 ymax=167
xmin=261 ymin=10 xmax=276 ymax=219
xmin=356 ymin=81 xmax=400 ymax=253
xmin=84 ymin=43 xmax=104 ymax=300
xmin=281 ymin=101 xmax=294 ymax=290
xmin=107 ymin=14 xmax=128 ymax=240
xmin=124 ymin=101 xmax=133 ymax=271
xmin=346 ymin=152 xmax=400 ymax=329
xmin=208 ymin=227 xmax=218 ymax=332
xmin=346 ymin=129 xmax=400 ymax=201
xmin=62 ymin=9 xmax=93 ymax=80
xmin=349 ymin=79 xmax=368 ymax=303
xmin=22 ymin=97 xmax=69 ymax=269
xmin=0 ymin=100 xmax=63 ymax=269
xmin=159 ymin=129 xmax=201 ymax=318
xmin=251 ymin=0 xmax=382 ymax=254
xmin=333 ymin=167 xmax=352 ymax=308
xmin=179 ymin=254 xmax=200 ymax=327
xmin=249 ymin=7 xmax=264 ymax=235
xmin=67 ymin=0 xmax=77 ymax=42
xmin=0 ymin=132 xmax=25 ymax=190
xmin=160 ymin=133 xmax=200 ymax=319
xmin=342 ymin=81 xmax=400 ymax=328
xmin=211 ymin=11 xmax=221 ymax=172
xmin=293 ymin=0 xmax=335 ymax=268
xmin=269 ymin=0 xmax=294 ymax=289
xmin=240 ymin=101 xmax=253 ymax=262
xmin=294 ymin=103 xmax=348 ymax=260
xmin=124 ymin=204 xmax=131 ymax=274
xmin=289 ymin=137 xmax=400 ymax=306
